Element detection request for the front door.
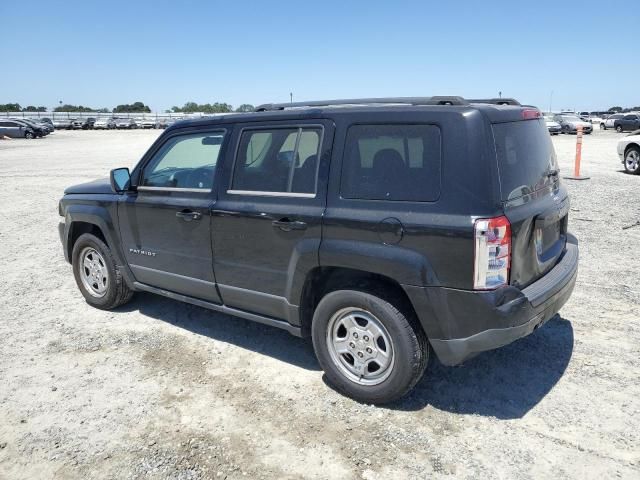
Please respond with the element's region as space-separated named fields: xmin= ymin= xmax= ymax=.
xmin=211 ymin=120 xmax=333 ymax=321
xmin=118 ymin=128 xmax=229 ymax=303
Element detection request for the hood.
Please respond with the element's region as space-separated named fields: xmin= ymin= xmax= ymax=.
xmin=64 ymin=177 xmax=112 ymax=194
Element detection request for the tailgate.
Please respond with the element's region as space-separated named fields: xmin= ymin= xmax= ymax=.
xmin=492 ymin=118 xmax=569 ymax=288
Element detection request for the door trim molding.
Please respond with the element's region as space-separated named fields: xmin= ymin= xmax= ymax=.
xmin=132 ymin=282 xmax=302 ymax=336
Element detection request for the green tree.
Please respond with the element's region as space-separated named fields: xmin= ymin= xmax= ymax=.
xmin=235 ymin=104 xmax=255 ymax=112
xmin=113 ymin=102 xmax=151 ymax=113
xmin=54 ymin=104 xmax=96 ymax=112
xmin=171 ymin=102 xmax=234 ymax=113
xmin=22 ymin=105 xmax=47 ymax=112
xmin=0 ymin=103 xmax=21 ymax=112
xmin=608 ymin=106 xmax=623 ymax=113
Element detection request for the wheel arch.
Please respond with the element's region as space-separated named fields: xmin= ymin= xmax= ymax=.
xmin=624 ymin=142 xmax=640 ymax=156
xmin=297 ymin=266 xmax=422 ymax=339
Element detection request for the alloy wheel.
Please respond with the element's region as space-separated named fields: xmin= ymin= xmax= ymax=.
xmin=326 ymin=307 xmax=395 ymax=386
xmin=79 ymin=247 xmax=109 ymax=297
xmin=625 ymin=150 xmax=640 ymax=173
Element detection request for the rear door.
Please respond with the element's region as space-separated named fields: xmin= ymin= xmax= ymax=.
xmin=211 ymin=120 xmax=333 ymax=321
xmin=492 ymin=117 xmax=569 ymax=289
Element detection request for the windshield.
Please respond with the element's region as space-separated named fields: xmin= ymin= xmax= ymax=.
xmin=493 ymin=119 xmax=558 ymax=201
xmin=561 ymin=116 xmax=581 ymax=122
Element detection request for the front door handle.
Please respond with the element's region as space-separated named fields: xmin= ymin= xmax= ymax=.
xmin=176 ymin=210 xmax=202 ymax=221
xmin=272 ymin=218 xmax=307 ymax=231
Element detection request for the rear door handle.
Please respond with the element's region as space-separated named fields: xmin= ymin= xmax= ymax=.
xmin=176 ymin=210 xmax=202 ymax=221
xmin=272 ymin=218 xmax=307 ymax=231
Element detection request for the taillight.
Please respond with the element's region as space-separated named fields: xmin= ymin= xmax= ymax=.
xmin=522 ymin=108 xmax=542 ymax=119
xmin=473 ymin=216 xmax=511 ymax=290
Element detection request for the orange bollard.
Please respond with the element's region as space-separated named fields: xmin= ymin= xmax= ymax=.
xmin=563 ymin=124 xmax=590 ymax=180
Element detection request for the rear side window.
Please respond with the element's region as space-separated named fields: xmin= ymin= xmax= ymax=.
xmin=340 ymin=124 xmax=441 ymax=201
xmin=232 ymin=127 xmax=321 ymax=194
xmin=493 ymin=119 xmax=557 ymax=201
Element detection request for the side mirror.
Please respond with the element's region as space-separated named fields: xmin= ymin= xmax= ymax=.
xmin=110 ymin=167 xmax=131 ymax=193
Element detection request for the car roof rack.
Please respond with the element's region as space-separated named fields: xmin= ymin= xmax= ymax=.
xmin=467 ymin=98 xmax=521 ymax=106
xmin=255 ymin=96 xmax=521 ymax=111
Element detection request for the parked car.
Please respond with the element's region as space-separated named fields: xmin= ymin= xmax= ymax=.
xmin=93 ymin=118 xmax=116 ymax=130
xmin=544 ymin=115 xmax=561 ymax=135
xmin=40 ymin=118 xmax=54 ymax=129
xmin=58 ymin=95 xmax=579 ymax=404
xmin=18 ymin=118 xmax=53 ymax=134
xmin=82 ymin=117 xmax=97 ymax=130
xmin=138 ymin=118 xmax=158 ymax=129
xmin=53 ymin=118 xmax=73 ymax=130
xmin=10 ymin=119 xmax=49 ymax=137
xmin=600 ymin=113 xmax=624 ymax=130
xmin=157 ymin=119 xmax=176 ymax=129
xmin=553 ymin=114 xmax=593 ymax=134
xmin=115 ymin=118 xmax=137 ymax=129
xmin=0 ymin=119 xmax=36 ymax=139
xmin=70 ymin=119 xmax=84 ymax=130
xmin=617 ymin=130 xmax=640 ymax=174
xmin=613 ymin=114 xmax=640 ymax=133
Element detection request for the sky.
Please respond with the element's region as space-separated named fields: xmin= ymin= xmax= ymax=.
xmin=1 ymin=0 xmax=637 ymax=112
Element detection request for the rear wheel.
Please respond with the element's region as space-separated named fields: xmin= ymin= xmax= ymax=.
xmin=72 ymin=233 xmax=134 ymax=309
xmin=624 ymin=146 xmax=640 ymax=174
xmin=312 ymin=290 xmax=429 ymax=404
xmin=600 ymin=123 xmax=606 ymax=130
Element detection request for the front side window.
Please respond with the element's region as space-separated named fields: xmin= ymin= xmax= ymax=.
xmin=232 ymin=127 xmax=321 ymax=194
xmin=142 ymin=131 xmax=226 ymax=190
xmin=340 ymin=124 xmax=441 ymax=201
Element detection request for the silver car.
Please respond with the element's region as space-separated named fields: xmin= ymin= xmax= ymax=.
xmin=94 ymin=118 xmax=116 ymax=130
xmin=0 ymin=119 xmax=36 ymax=138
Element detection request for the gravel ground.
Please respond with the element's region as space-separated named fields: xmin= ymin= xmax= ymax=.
xmin=0 ymin=128 xmax=638 ymax=480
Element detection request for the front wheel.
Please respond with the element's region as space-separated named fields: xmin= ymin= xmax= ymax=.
xmin=624 ymin=146 xmax=640 ymax=174
xmin=312 ymin=290 xmax=429 ymax=404
xmin=616 ymin=125 xmax=624 ymax=133
xmin=24 ymin=131 xmax=34 ymax=139
xmin=600 ymin=123 xmax=606 ymax=130
xmin=72 ymin=233 xmax=134 ymax=309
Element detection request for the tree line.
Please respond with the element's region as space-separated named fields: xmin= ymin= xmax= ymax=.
xmin=1 ymin=101 xmax=256 ymax=113
xmin=607 ymin=106 xmax=640 ymax=113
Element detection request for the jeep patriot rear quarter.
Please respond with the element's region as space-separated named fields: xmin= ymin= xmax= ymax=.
xmin=59 ymin=96 xmax=579 ymax=404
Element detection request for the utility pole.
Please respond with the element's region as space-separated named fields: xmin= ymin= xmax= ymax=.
xmin=549 ymin=90 xmax=554 ymax=114
xmin=290 ymin=92 xmax=293 ymax=104
xmin=498 ymin=91 xmax=502 ymax=99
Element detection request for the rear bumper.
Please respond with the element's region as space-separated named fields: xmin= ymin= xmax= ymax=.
xmin=404 ymin=235 xmax=579 ymax=365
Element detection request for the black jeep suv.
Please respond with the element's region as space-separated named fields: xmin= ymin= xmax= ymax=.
xmin=58 ymin=96 xmax=579 ymax=404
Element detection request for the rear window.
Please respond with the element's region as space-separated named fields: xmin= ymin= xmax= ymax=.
xmin=493 ymin=119 xmax=557 ymax=201
xmin=340 ymin=124 xmax=441 ymax=202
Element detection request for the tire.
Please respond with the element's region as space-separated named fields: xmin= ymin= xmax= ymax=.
xmin=72 ymin=233 xmax=134 ymax=309
xmin=24 ymin=131 xmax=34 ymax=139
xmin=562 ymin=125 xmax=571 ymax=134
xmin=311 ymin=289 xmax=429 ymax=404
xmin=616 ymin=125 xmax=623 ymax=133
xmin=624 ymin=146 xmax=640 ymax=175
xmin=601 ymin=123 xmax=606 ymax=130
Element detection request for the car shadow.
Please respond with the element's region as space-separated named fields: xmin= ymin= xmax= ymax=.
xmin=116 ymin=294 xmax=573 ymax=418
xmin=114 ymin=292 xmax=321 ymax=371
xmin=387 ymin=315 xmax=574 ymax=419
